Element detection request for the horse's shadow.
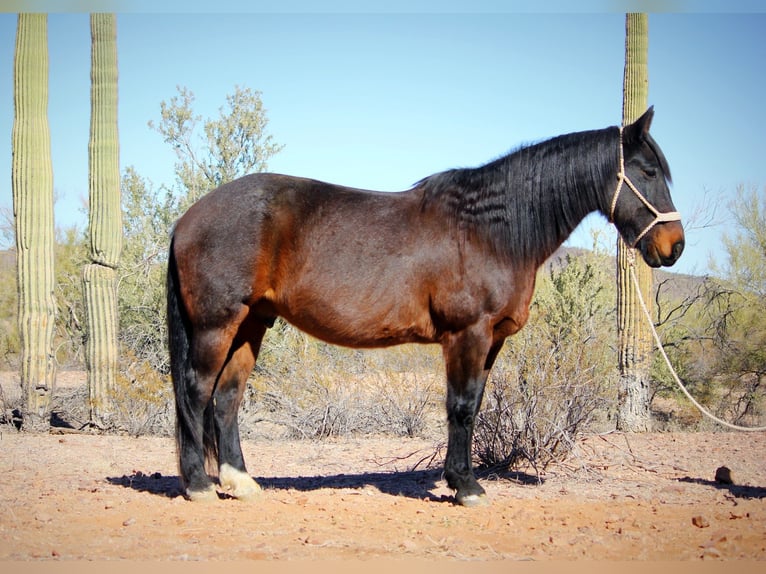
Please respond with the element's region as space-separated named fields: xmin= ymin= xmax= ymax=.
xmin=676 ymin=476 xmax=766 ymax=500
xmin=106 ymin=468 xmax=541 ymax=503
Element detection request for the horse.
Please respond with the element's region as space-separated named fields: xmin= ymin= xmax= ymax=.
xmin=167 ymin=107 xmax=684 ymax=506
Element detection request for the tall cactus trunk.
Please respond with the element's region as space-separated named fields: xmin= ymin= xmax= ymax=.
xmin=616 ymin=13 xmax=653 ymax=432
xmin=12 ymin=14 xmax=57 ymax=432
xmin=84 ymin=13 xmax=121 ymax=427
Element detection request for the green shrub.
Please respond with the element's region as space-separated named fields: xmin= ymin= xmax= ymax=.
xmin=474 ymin=253 xmax=616 ymax=473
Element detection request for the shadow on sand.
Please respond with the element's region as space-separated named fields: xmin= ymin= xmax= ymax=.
xmin=106 ymin=467 xmax=542 ymax=503
xmin=676 ymin=476 xmax=766 ymax=500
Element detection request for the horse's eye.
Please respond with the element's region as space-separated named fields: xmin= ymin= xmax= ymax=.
xmin=643 ymin=167 xmax=657 ymax=179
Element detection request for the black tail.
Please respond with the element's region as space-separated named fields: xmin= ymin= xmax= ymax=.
xmin=167 ymin=236 xmax=217 ymax=488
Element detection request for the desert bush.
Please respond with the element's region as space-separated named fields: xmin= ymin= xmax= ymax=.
xmin=109 ymin=353 xmax=174 ymax=436
xmin=687 ymin=186 xmax=766 ymax=428
xmin=0 ymin=379 xmax=23 ymax=430
xmin=475 ymin=338 xmax=612 ymax=474
xmin=649 ymin=207 xmax=766 ymax=432
xmin=51 ymin=383 xmax=89 ymax=429
xmin=0 ymin=251 xmax=20 ymax=370
xmin=241 ymin=320 xmax=444 ymax=439
xmin=243 ymin=320 xmax=370 ymax=438
xmin=474 ymin=252 xmax=616 ymax=473
xmin=372 ymin=371 xmax=441 ymax=438
xmin=44 ymin=356 xmax=174 ymax=436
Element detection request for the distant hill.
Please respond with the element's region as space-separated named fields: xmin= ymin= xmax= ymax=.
xmin=543 ymin=245 xmax=709 ymax=301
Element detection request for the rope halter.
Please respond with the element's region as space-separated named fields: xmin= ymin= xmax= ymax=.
xmin=609 ymin=127 xmax=682 ymax=247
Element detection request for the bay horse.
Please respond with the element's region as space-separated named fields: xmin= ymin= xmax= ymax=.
xmin=167 ymin=107 xmax=684 ymax=506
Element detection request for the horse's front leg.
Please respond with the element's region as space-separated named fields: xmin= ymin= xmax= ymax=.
xmin=442 ymin=324 xmax=502 ymax=507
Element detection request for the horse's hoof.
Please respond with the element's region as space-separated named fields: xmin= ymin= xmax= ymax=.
xmin=227 ymin=480 xmax=262 ymax=502
xmin=186 ymin=484 xmax=219 ymax=502
xmin=456 ymin=493 xmax=489 ymax=507
xmin=232 ymin=487 xmax=262 ymax=502
xmin=219 ymin=463 xmax=262 ymax=501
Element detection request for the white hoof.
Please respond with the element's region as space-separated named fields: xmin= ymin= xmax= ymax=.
xmin=457 ymin=493 xmax=489 ymax=507
xmin=219 ymin=463 xmax=262 ymax=501
xmin=186 ymin=483 xmax=219 ymax=502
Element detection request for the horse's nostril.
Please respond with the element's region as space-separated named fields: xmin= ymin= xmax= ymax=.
xmin=672 ymin=239 xmax=685 ymax=260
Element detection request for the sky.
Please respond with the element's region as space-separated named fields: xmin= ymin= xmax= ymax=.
xmin=1 ymin=3 xmax=765 ymax=277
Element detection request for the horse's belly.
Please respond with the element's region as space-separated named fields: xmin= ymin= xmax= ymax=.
xmin=276 ymin=293 xmax=436 ymax=348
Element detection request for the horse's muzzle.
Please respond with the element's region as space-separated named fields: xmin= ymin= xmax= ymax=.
xmin=638 ymin=221 xmax=685 ymax=268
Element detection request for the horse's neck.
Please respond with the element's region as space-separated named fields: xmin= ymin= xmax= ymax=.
xmin=417 ymin=128 xmax=617 ymax=266
xmin=518 ymin=132 xmax=616 ymax=263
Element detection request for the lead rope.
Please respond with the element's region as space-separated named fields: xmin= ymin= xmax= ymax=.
xmin=627 ymin=250 xmax=766 ymax=432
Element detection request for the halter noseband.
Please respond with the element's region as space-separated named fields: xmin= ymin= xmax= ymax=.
xmin=609 ymin=127 xmax=682 ymax=247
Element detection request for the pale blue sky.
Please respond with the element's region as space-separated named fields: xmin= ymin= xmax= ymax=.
xmin=1 ymin=5 xmax=765 ymax=276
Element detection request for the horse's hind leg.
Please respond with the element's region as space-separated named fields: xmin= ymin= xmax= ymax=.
xmin=215 ymin=322 xmax=266 ymax=501
xmin=177 ymin=304 xmax=253 ymax=502
xmin=178 ymin=328 xmax=236 ymax=502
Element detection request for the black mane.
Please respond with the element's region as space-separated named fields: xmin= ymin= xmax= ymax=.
xmin=417 ymin=126 xmax=620 ymax=264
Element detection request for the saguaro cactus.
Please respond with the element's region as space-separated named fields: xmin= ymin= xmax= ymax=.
xmin=12 ymin=14 xmax=57 ymax=431
xmin=616 ymin=13 xmax=653 ymax=431
xmin=83 ymin=13 xmax=122 ymax=426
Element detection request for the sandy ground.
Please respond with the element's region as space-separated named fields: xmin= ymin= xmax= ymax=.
xmin=0 ymin=426 xmax=764 ymax=561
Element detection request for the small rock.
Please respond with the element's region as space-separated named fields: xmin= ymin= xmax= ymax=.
xmin=701 ymin=546 xmax=722 ymax=559
xmin=122 ymin=517 xmax=136 ymax=527
xmin=692 ymin=515 xmax=710 ymax=528
xmin=715 ymin=466 xmax=734 ymax=485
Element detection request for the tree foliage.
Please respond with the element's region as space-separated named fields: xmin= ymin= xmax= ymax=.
xmin=705 ymin=186 xmax=766 ymax=424
xmin=148 ymin=85 xmax=284 ymax=210
xmin=114 ymin=85 xmax=283 ymax=414
xmin=718 ymin=186 xmax=766 ymax=299
xmin=651 ymin=185 xmax=766 ymax=428
xmin=118 ymin=167 xmax=175 ymax=375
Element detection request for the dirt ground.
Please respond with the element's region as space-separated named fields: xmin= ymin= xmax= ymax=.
xmin=0 ymin=424 xmax=764 ymax=561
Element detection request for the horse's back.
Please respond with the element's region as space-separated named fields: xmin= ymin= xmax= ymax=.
xmin=170 ymin=173 xmax=436 ymax=337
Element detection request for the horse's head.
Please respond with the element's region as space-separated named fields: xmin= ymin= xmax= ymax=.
xmin=609 ymin=107 xmax=685 ymax=268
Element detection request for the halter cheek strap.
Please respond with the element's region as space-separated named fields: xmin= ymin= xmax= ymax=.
xmin=609 ymin=127 xmax=682 ymax=247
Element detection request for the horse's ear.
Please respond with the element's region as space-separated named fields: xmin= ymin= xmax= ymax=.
xmin=624 ymin=106 xmax=654 ymax=143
